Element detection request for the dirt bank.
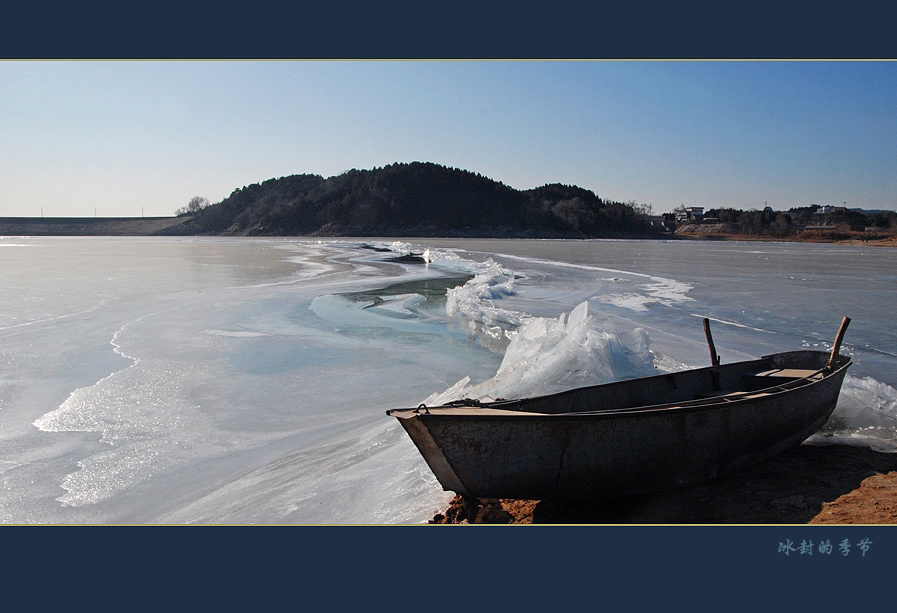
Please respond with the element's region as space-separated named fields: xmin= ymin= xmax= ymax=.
xmin=673 ymin=225 xmax=897 ymax=248
xmin=430 ymin=444 xmax=897 ymax=524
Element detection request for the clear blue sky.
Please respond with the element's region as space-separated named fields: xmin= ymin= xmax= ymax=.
xmin=2 ymin=60 xmax=895 ymax=217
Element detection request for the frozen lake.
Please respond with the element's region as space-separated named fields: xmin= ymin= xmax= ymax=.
xmin=1 ymin=236 xmax=895 ymax=524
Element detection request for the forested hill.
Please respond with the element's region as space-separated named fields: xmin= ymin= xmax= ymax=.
xmin=184 ymin=162 xmax=648 ymax=238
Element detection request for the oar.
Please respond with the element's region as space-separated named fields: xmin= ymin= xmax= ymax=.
xmin=703 ymin=318 xmax=720 ymax=367
xmin=826 ymin=316 xmax=851 ymax=370
xmin=703 ymin=318 xmax=722 ymax=390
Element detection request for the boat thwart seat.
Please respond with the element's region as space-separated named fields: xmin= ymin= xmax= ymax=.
xmin=750 ymin=368 xmax=822 ymax=379
xmin=741 ymin=367 xmax=823 ymax=392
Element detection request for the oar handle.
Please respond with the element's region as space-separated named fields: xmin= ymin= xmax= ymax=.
xmin=826 ymin=316 xmax=851 ymax=370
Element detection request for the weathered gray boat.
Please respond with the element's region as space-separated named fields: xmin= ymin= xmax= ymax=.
xmin=387 ymin=318 xmax=852 ymax=500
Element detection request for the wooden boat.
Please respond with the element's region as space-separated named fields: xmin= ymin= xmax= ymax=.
xmin=386 ymin=317 xmax=852 ymax=500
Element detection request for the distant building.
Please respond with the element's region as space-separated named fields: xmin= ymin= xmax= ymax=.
xmin=815 ymin=205 xmax=846 ymax=215
xmin=675 ymin=207 xmax=704 ymax=224
xmin=643 ymin=215 xmax=671 ymax=232
xmin=685 ymin=206 xmax=704 ymax=221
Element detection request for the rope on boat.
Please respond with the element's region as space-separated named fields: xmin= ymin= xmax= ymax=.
xmin=447 ymin=398 xmax=483 ymax=407
xmin=413 ymin=398 xmax=483 ymax=414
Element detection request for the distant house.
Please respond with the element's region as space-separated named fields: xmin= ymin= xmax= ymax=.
xmin=675 ymin=207 xmax=704 ymax=224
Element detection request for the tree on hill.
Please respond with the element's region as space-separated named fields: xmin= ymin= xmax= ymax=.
xmin=702 ymin=205 xmax=897 ymax=237
xmin=175 ymin=196 xmax=211 ymax=216
xmin=522 ymin=183 xmax=645 ymax=235
xmin=188 ymin=174 xmax=326 ymax=233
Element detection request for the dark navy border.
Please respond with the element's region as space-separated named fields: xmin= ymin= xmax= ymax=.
xmin=3 ymin=3 xmax=893 ymax=606
xmin=3 ymin=4 xmax=894 ymax=59
xmin=5 ymin=525 xmax=894 ymax=605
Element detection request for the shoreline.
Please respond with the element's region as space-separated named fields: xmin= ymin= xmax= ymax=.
xmin=672 ymin=232 xmax=897 ymax=249
xmin=1 ymin=217 xmax=896 ymax=248
xmin=429 ymin=443 xmax=897 ymax=524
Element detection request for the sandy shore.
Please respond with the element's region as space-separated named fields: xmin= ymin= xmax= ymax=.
xmin=430 ymin=443 xmax=897 ymax=524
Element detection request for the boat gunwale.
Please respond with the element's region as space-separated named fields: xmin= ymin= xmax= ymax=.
xmin=387 ymin=351 xmax=851 ymax=421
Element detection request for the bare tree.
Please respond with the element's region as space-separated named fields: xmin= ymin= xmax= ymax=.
xmin=175 ymin=196 xmax=211 ymax=216
xmin=627 ymin=200 xmax=654 ymax=217
xmin=187 ymin=196 xmax=210 ymax=212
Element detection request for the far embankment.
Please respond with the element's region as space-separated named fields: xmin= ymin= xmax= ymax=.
xmin=674 ymin=222 xmax=897 ymax=248
xmin=0 ymin=216 xmax=194 ymax=236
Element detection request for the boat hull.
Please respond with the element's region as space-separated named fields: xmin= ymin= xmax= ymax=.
xmin=388 ymin=350 xmax=851 ymax=500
